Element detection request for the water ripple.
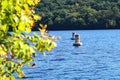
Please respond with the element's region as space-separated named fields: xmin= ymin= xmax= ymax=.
xmin=16 ymin=30 xmax=120 ymax=80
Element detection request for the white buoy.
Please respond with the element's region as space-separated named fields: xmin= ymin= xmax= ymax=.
xmin=71 ymin=32 xmax=76 ymax=40
xmin=73 ymin=34 xmax=83 ymax=46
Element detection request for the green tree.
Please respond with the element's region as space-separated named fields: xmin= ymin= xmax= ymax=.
xmin=36 ymin=0 xmax=120 ymax=30
xmin=0 ymin=0 xmax=56 ymax=80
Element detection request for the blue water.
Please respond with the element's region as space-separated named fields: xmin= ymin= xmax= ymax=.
xmin=17 ymin=30 xmax=120 ymax=80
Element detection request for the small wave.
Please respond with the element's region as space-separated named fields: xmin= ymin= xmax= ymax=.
xmin=71 ymin=52 xmax=86 ymax=55
xmin=50 ymin=58 xmax=65 ymax=61
xmin=47 ymin=68 xmax=54 ymax=71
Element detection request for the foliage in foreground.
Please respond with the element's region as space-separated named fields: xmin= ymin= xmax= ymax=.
xmin=0 ymin=0 xmax=56 ymax=80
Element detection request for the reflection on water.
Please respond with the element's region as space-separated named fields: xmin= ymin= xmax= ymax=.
xmin=17 ymin=30 xmax=120 ymax=80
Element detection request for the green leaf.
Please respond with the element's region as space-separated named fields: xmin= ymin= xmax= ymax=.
xmin=43 ymin=52 xmax=46 ymax=56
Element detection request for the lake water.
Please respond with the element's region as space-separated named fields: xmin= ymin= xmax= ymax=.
xmin=17 ymin=30 xmax=120 ymax=80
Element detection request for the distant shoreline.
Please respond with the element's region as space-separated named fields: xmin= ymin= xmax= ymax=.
xmin=32 ymin=25 xmax=120 ymax=31
xmin=32 ymin=28 xmax=120 ymax=31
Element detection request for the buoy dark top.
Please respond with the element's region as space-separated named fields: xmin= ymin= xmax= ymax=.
xmin=71 ymin=32 xmax=76 ymax=40
xmin=73 ymin=34 xmax=83 ymax=46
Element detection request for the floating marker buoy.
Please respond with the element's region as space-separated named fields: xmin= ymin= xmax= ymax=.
xmin=71 ymin=32 xmax=76 ymax=40
xmin=73 ymin=34 xmax=83 ymax=46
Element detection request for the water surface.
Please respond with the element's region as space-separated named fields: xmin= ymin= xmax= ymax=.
xmin=17 ymin=30 xmax=120 ymax=80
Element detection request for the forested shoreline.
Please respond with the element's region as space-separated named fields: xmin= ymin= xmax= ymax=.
xmin=33 ymin=0 xmax=120 ymax=30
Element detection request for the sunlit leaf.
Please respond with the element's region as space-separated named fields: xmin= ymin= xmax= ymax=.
xmin=43 ymin=52 xmax=46 ymax=56
xmin=27 ymin=0 xmax=34 ymax=5
xmin=18 ymin=22 xmax=25 ymax=31
xmin=34 ymin=0 xmax=39 ymax=5
xmin=0 ymin=25 xmax=7 ymax=32
xmin=18 ymin=71 xmax=25 ymax=78
xmin=33 ymin=15 xmax=41 ymax=21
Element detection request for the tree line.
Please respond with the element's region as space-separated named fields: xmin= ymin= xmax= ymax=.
xmin=34 ymin=0 xmax=120 ymax=30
